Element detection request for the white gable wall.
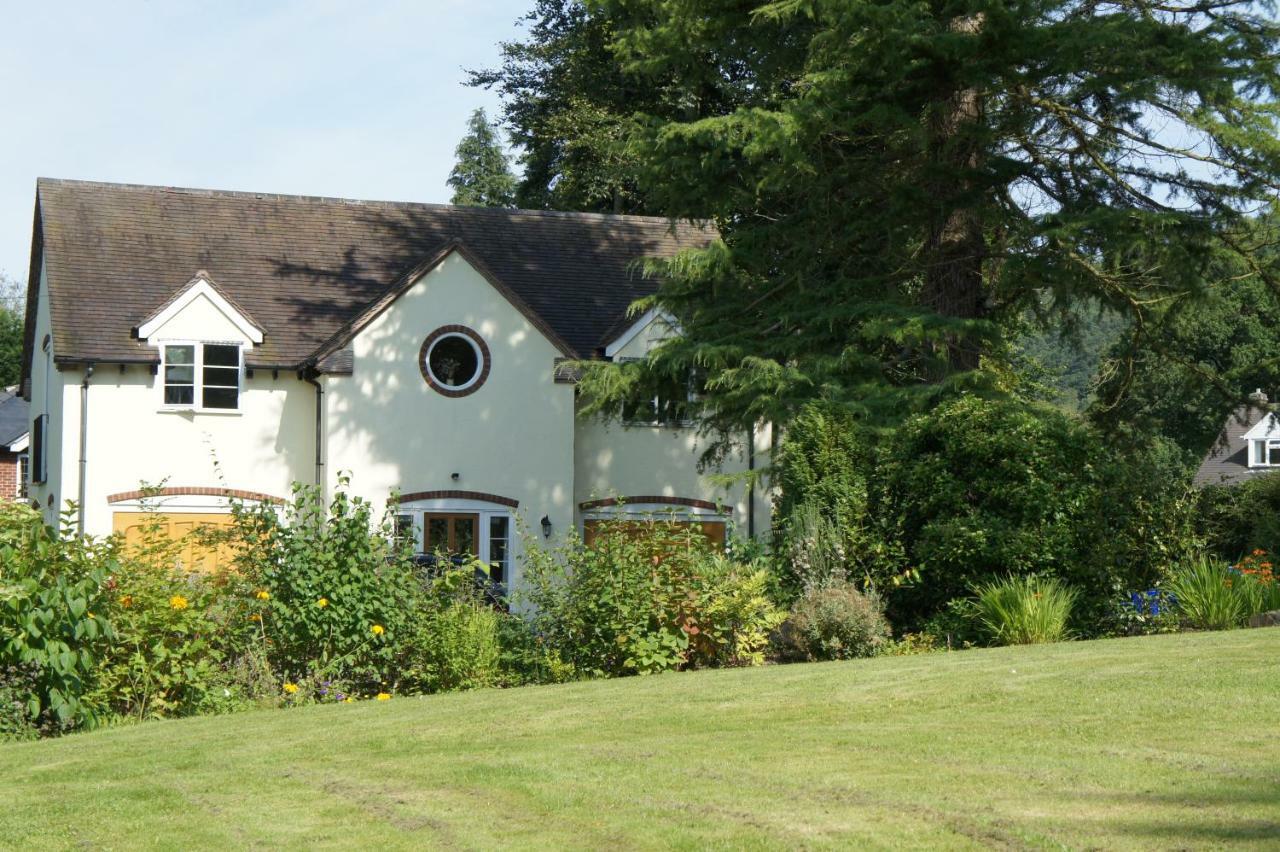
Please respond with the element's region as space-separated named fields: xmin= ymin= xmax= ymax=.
xmin=26 ymin=257 xmax=68 ymax=522
xmin=323 ymin=251 xmax=576 ymax=588
xmin=143 ymin=290 xmax=255 ymax=345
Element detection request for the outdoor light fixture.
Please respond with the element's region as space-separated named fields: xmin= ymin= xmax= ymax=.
xmin=450 ymin=472 xmax=460 ymax=481
xmin=540 ymin=515 xmax=552 ymax=539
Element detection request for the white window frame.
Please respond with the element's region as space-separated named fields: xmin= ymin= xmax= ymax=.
xmin=157 ymin=339 xmax=246 ymax=414
xmin=617 ymin=357 xmax=699 ymax=428
xmin=423 ymin=332 xmax=485 ymax=392
xmin=394 ymin=498 xmax=515 ymax=583
xmin=16 ymin=452 xmax=28 ymax=499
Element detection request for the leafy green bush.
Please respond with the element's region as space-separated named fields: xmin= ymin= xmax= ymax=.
xmin=1198 ymin=477 xmax=1280 ymax=563
xmin=223 ymin=478 xmax=420 ymax=695
xmin=776 ymin=581 xmax=891 ymax=661
xmin=398 ymin=566 xmax=504 ymax=694
xmin=872 ymin=396 xmax=1196 ymax=631
xmin=0 ymin=503 xmax=116 ymax=730
xmin=970 ymin=575 xmax=1078 ymax=645
xmin=522 ymin=517 xmax=784 ymax=676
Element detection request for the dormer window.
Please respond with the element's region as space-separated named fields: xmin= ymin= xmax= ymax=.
xmin=1251 ymin=439 xmax=1280 ymax=467
xmin=162 ymin=342 xmax=242 ymax=411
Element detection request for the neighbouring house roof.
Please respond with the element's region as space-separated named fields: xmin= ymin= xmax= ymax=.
xmin=0 ymin=389 xmax=29 ymax=448
xmin=24 ymin=178 xmax=713 ymax=378
xmin=1194 ymin=403 xmax=1276 ymax=487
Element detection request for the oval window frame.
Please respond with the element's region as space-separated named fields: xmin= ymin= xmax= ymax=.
xmin=419 ymin=325 xmax=491 ymax=397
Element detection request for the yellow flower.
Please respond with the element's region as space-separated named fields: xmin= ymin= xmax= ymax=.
xmin=370 ymin=624 xmax=385 ymax=636
xmin=316 ymin=597 xmax=329 ymax=608
xmin=169 ymin=595 xmax=189 ymax=611
xmin=376 ymin=692 xmax=391 ymax=701
xmin=118 ymin=594 xmax=134 ymax=608
xmin=248 ymin=613 xmax=261 ymax=622
xmin=283 ymin=683 xmax=298 ymax=694
xmin=344 ymin=697 xmax=355 ymax=703
xmin=87 ymin=612 xmax=95 ymax=619
xmin=255 ymin=590 xmax=270 ymax=601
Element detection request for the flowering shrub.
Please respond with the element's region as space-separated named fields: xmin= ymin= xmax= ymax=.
xmin=1164 ymin=554 xmax=1279 ymax=630
xmin=220 ymin=477 xmax=420 ymax=696
xmin=1109 ymin=589 xmax=1180 ymax=636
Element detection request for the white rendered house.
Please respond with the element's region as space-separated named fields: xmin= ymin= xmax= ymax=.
xmin=19 ymin=179 xmax=770 ymax=587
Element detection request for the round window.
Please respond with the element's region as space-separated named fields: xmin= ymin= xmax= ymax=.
xmin=419 ymin=326 xmax=490 ymax=397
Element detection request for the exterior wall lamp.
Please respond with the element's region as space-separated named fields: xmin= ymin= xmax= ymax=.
xmin=540 ymin=515 xmax=552 ymax=539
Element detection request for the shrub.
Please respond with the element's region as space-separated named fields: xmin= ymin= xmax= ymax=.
xmin=776 ymin=581 xmax=891 ymax=661
xmin=398 ymin=566 xmax=505 ymax=694
xmin=970 ymin=575 xmax=1078 ymax=645
xmin=222 ymin=477 xmax=420 ymax=695
xmin=0 ymin=503 xmax=116 ymax=730
xmin=1197 ymin=474 xmax=1280 ymax=560
xmin=521 ymin=517 xmax=784 ymax=676
xmin=873 ymin=396 xmax=1195 ymax=631
xmin=1107 ymin=588 xmax=1180 ymax=636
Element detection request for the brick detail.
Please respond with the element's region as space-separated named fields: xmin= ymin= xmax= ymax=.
xmin=397 ymin=490 xmax=519 ymax=508
xmin=579 ymin=495 xmax=731 ymax=514
xmin=0 ymin=453 xmax=16 ymax=500
xmin=418 ymin=325 xmax=491 ymax=398
xmin=106 ymin=486 xmax=286 ymax=505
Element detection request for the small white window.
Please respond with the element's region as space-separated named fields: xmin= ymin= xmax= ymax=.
xmin=162 ymin=343 xmax=242 ymax=411
xmin=488 ymin=516 xmax=510 ymax=585
xmin=16 ymin=453 xmax=28 ymax=499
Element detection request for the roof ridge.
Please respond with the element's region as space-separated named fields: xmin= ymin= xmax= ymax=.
xmin=35 ymin=177 xmax=705 ymax=229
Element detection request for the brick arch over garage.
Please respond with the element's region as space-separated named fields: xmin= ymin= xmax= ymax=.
xmin=578 ymin=495 xmax=731 ymax=514
xmin=107 ymin=486 xmax=286 ymax=505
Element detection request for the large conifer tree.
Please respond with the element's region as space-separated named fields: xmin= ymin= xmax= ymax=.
xmin=563 ymin=0 xmax=1280 ymax=450
xmin=448 ymin=108 xmax=518 ymax=207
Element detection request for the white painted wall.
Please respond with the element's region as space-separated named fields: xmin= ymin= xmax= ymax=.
xmin=67 ymin=367 xmax=315 ymax=537
xmin=323 ymin=251 xmax=576 ymax=590
xmin=579 ymin=310 xmax=773 ymax=540
xmin=27 ymin=258 xmax=67 ymax=525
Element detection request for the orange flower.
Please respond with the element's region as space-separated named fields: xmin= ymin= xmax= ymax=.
xmin=118 ymin=594 xmax=134 ymax=608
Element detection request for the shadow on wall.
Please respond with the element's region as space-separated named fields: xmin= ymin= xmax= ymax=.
xmin=258 ymin=204 xmax=683 ymax=515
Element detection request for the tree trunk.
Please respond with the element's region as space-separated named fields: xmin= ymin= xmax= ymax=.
xmin=921 ymin=12 xmax=987 ymax=376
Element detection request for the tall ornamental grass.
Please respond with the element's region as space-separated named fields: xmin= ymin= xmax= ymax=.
xmin=1166 ymin=554 xmax=1278 ymax=630
xmin=971 ymin=575 xmax=1078 ymax=645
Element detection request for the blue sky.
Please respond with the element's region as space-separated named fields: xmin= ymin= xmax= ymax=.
xmin=0 ymin=0 xmax=532 ymax=280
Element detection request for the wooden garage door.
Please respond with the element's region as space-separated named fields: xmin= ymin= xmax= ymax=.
xmin=112 ymin=512 xmax=237 ymax=572
xmin=582 ymin=519 xmax=726 ymax=550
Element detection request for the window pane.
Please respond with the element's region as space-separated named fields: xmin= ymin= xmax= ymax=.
xmin=427 ymin=517 xmax=449 ymax=552
xmin=427 ymin=335 xmax=480 ymax=387
xmin=165 ymin=385 xmax=195 ymax=406
xmin=165 ymin=365 xmax=194 ymax=384
xmin=165 ymin=345 xmax=194 ymax=365
xmin=204 ymin=344 xmax=240 ymax=367
xmin=203 ymin=366 xmax=239 ymax=387
xmin=488 ymin=516 xmax=509 ymax=584
xmin=203 ymin=387 xmax=238 ymax=409
xmin=455 ymin=517 xmax=476 ymax=555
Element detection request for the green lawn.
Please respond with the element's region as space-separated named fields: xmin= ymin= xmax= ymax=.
xmin=2 ymin=630 xmax=1278 ymax=850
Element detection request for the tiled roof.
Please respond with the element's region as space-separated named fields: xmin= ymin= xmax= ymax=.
xmin=1194 ymin=404 xmax=1275 ymax=487
xmin=0 ymin=390 xmax=28 ymax=446
xmin=27 ymin=178 xmax=712 ymax=371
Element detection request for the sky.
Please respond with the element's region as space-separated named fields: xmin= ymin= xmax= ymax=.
xmin=0 ymin=0 xmax=532 ymax=281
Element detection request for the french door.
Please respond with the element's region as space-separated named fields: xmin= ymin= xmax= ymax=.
xmin=423 ymin=512 xmax=479 ymax=557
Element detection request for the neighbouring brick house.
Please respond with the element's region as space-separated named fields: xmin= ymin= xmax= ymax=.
xmin=0 ymin=388 xmax=29 ymax=501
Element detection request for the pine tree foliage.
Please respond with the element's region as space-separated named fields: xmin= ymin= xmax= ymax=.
xmin=567 ymin=0 xmax=1280 ymax=450
xmin=447 ymin=108 xmax=518 ymax=208
xmin=468 ymin=0 xmax=815 ymax=213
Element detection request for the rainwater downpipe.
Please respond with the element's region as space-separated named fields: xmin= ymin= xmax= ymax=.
xmin=77 ymin=363 xmax=94 ymax=539
xmin=747 ymin=425 xmax=756 ymax=540
xmin=302 ymin=371 xmax=325 ymax=489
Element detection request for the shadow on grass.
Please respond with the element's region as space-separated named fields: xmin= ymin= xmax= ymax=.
xmin=1066 ymin=778 xmax=1280 ymax=845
